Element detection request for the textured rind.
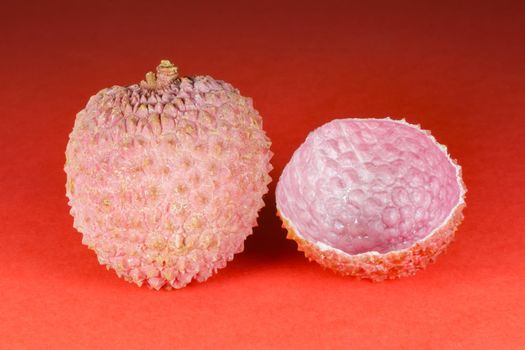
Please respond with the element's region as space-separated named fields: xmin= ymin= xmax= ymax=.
xmin=65 ymin=68 xmax=272 ymax=290
xmin=276 ymin=118 xmax=466 ymax=280
xmin=278 ymin=201 xmax=464 ymax=281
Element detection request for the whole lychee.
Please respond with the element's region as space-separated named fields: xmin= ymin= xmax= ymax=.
xmin=65 ymin=60 xmax=273 ymax=289
xmin=276 ymin=118 xmax=466 ymax=281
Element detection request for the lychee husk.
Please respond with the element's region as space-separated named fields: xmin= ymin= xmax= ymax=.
xmin=278 ymin=192 xmax=465 ymax=281
xmin=65 ymin=60 xmax=273 ymax=289
xmin=275 ymin=118 xmax=466 ymax=281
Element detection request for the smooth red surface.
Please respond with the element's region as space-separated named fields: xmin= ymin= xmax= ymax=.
xmin=1 ymin=1 xmax=524 ymax=349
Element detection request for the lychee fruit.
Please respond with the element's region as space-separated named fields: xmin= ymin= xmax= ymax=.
xmin=65 ymin=60 xmax=273 ymax=289
xmin=276 ymin=118 xmax=466 ymax=281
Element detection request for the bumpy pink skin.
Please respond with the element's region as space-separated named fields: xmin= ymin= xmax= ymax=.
xmin=65 ymin=64 xmax=272 ymax=289
xmin=276 ymin=118 xmax=466 ymax=280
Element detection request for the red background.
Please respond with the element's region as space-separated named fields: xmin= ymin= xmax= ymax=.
xmin=1 ymin=1 xmax=524 ymax=349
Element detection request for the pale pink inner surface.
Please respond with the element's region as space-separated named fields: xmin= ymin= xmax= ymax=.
xmin=276 ymin=119 xmax=461 ymax=255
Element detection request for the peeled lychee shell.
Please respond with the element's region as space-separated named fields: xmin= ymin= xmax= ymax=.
xmin=276 ymin=118 xmax=466 ymax=281
xmin=65 ymin=60 xmax=273 ymax=289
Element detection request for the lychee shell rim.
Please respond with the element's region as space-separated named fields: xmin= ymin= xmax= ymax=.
xmin=276 ymin=117 xmax=467 ymax=281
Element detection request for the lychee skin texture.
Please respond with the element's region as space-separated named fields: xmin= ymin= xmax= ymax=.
xmin=276 ymin=118 xmax=466 ymax=281
xmin=65 ymin=61 xmax=272 ymax=289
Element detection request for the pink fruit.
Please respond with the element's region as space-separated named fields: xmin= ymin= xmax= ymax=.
xmin=65 ymin=60 xmax=272 ymax=289
xmin=276 ymin=118 xmax=466 ymax=281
